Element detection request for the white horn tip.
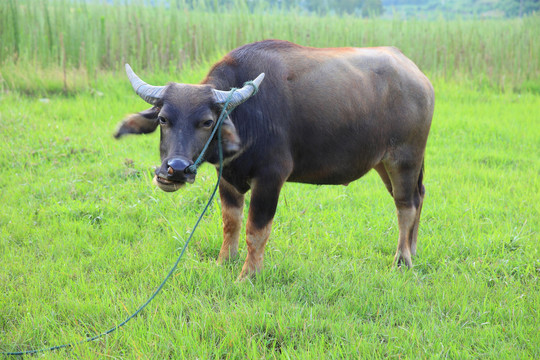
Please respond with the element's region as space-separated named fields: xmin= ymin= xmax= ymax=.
xmin=254 ymin=73 xmax=265 ymax=84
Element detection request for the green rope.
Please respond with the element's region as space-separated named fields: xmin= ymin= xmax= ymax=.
xmin=186 ymin=92 xmax=235 ymax=175
xmin=187 ymin=79 xmax=259 ymax=174
xmin=0 ymin=87 xmax=243 ymax=356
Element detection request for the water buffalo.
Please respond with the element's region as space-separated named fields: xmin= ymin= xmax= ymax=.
xmin=115 ymin=39 xmax=434 ymax=280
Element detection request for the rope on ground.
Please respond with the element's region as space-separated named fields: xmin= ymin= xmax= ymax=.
xmin=0 ymin=82 xmax=254 ymax=355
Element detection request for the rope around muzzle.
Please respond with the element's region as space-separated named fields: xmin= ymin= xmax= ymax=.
xmin=1 ymin=81 xmax=258 ymax=356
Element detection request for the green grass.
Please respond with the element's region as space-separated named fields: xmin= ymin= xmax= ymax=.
xmin=0 ymin=67 xmax=539 ymax=358
xmin=0 ymin=2 xmax=539 ymax=357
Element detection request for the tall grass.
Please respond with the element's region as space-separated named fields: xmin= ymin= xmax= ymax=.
xmin=1 ymin=0 xmax=539 ymax=92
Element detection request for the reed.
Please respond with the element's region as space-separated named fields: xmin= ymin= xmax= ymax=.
xmin=0 ymin=0 xmax=538 ymax=91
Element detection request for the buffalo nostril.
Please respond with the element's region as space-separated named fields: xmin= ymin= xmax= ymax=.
xmin=167 ymin=158 xmax=192 ymax=174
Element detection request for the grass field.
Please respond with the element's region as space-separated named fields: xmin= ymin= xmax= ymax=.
xmin=0 ymin=70 xmax=538 ymax=357
xmin=1 ymin=1 xmax=539 ymax=358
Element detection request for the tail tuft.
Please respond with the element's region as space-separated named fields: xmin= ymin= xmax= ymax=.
xmin=418 ymin=160 xmax=425 ymax=196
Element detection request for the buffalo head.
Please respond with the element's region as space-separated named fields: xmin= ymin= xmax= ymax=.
xmin=115 ymin=64 xmax=264 ymax=192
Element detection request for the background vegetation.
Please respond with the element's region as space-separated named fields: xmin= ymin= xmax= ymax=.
xmin=384 ymin=0 xmax=540 ymax=18
xmin=1 ymin=0 xmax=539 ymax=94
xmin=142 ymin=0 xmax=540 ymax=17
xmin=0 ymin=0 xmax=538 ymax=358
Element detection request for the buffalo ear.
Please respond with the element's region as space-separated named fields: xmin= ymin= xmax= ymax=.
xmin=114 ymin=107 xmax=160 ymax=139
xmin=221 ymin=116 xmax=241 ymax=154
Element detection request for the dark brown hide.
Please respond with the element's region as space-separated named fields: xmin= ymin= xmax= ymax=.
xmin=118 ymin=40 xmax=434 ymax=279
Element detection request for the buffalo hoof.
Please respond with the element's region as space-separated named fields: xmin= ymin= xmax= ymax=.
xmin=393 ymin=250 xmax=413 ymax=269
xmin=236 ymin=261 xmax=261 ymax=281
xmin=216 ymin=251 xmax=239 ymax=265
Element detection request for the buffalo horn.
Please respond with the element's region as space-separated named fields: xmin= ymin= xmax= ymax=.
xmin=212 ymin=73 xmax=265 ymax=108
xmin=125 ymin=64 xmax=166 ymax=105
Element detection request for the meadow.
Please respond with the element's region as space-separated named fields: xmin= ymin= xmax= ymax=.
xmin=1 ymin=1 xmax=539 ymax=358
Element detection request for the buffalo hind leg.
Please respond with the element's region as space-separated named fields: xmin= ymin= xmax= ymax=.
xmin=383 ymin=159 xmax=424 ymax=268
xmin=217 ymin=178 xmax=245 ymax=264
xmin=374 ymin=163 xmax=393 ymax=195
xmin=238 ymin=173 xmax=286 ymax=280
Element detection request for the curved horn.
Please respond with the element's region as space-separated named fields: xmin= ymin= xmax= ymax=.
xmin=212 ymin=73 xmax=265 ymax=109
xmin=125 ymin=64 xmax=166 ymax=105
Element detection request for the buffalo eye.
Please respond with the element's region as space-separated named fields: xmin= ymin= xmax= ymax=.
xmin=200 ymin=119 xmax=214 ymax=128
xmin=158 ymin=116 xmax=167 ymax=126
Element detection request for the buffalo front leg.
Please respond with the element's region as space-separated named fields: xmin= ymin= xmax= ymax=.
xmin=238 ymin=175 xmax=285 ymax=280
xmin=217 ymin=178 xmax=245 ymax=264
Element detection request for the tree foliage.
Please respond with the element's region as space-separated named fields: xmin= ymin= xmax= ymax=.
xmin=383 ymin=0 xmax=539 ymax=18
xmin=279 ymin=0 xmax=384 ymax=16
xmin=162 ymin=0 xmax=538 ymax=17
